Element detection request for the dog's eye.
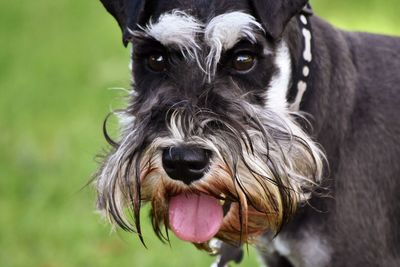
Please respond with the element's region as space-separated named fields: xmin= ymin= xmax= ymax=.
xmin=232 ymin=53 xmax=256 ymax=72
xmin=147 ymin=54 xmax=167 ymax=72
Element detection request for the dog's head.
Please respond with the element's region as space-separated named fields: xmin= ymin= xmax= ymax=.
xmin=96 ymin=0 xmax=324 ymax=249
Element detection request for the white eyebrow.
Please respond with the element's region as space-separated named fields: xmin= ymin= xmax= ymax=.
xmin=204 ymin=11 xmax=264 ymax=76
xmin=141 ymin=10 xmax=203 ymax=60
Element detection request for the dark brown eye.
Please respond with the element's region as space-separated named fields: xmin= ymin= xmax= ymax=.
xmin=232 ymin=54 xmax=256 ymax=72
xmin=147 ymin=54 xmax=167 ymax=72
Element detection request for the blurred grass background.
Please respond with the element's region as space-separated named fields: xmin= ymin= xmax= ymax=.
xmin=0 ymin=1 xmax=399 ymax=266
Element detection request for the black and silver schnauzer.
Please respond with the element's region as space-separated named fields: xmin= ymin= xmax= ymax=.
xmin=95 ymin=0 xmax=400 ymax=266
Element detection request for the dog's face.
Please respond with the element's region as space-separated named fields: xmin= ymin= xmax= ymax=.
xmin=97 ymin=0 xmax=324 ymax=249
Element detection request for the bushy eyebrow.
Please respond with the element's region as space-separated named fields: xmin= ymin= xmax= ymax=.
xmin=133 ymin=10 xmax=202 ymax=60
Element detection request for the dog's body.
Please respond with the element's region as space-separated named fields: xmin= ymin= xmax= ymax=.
xmin=96 ymin=1 xmax=400 ymax=266
xmin=258 ymin=16 xmax=400 ymax=267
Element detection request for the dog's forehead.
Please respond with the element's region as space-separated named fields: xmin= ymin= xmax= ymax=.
xmin=150 ymin=0 xmax=252 ymax=21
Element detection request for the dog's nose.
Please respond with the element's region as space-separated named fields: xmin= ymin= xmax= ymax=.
xmin=162 ymin=146 xmax=211 ymax=184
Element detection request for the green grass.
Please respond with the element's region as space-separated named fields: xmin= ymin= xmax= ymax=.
xmin=1 ymin=1 xmax=399 ymax=266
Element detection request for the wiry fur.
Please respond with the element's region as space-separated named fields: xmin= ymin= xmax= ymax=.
xmin=96 ymin=79 xmax=324 ymax=248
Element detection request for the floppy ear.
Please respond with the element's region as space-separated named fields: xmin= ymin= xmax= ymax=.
xmin=100 ymin=0 xmax=146 ymax=46
xmin=250 ymin=0 xmax=308 ymax=39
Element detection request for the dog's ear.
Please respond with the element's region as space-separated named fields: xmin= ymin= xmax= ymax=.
xmin=250 ymin=0 xmax=308 ymax=39
xmin=100 ymin=0 xmax=146 ymax=46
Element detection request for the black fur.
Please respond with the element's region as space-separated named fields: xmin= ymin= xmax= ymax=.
xmin=250 ymin=0 xmax=308 ymax=39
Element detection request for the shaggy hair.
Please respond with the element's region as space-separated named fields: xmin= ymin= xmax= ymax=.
xmin=96 ymin=80 xmax=324 ymax=248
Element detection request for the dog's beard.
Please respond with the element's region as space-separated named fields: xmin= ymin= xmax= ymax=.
xmin=96 ymin=98 xmax=324 ymax=250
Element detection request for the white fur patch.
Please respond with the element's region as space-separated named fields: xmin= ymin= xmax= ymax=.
xmin=142 ymin=10 xmax=203 ymax=59
xmin=302 ymin=28 xmax=312 ymax=62
xmin=300 ymin=234 xmax=332 ymax=267
xmin=204 ymin=11 xmax=264 ymax=76
xmin=271 ymin=234 xmax=332 ymax=267
xmin=303 ymin=66 xmax=310 ymax=77
xmin=300 ymin=14 xmax=308 ymax=25
xmin=289 ymin=81 xmax=307 ymax=112
xmin=265 ymin=42 xmax=292 ymax=114
xmin=273 ymin=237 xmax=291 ymax=256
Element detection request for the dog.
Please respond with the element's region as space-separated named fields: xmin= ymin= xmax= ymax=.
xmin=95 ymin=0 xmax=400 ymax=266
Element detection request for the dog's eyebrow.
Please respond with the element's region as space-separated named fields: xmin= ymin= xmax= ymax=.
xmin=138 ymin=10 xmax=203 ymax=60
xmin=204 ymin=11 xmax=264 ymax=76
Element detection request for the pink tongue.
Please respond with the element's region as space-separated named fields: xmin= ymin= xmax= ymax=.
xmin=169 ymin=193 xmax=223 ymax=243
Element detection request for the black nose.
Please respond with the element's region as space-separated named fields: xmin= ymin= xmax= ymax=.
xmin=162 ymin=146 xmax=211 ymax=184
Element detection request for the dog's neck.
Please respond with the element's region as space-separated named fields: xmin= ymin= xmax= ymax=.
xmin=287 ymin=4 xmax=314 ymax=112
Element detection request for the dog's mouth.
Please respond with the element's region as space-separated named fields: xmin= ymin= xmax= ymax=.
xmin=168 ymin=193 xmax=225 ymax=243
